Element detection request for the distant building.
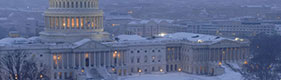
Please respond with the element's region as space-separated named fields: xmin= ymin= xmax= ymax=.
xmin=126 ymin=19 xmax=174 ymax=37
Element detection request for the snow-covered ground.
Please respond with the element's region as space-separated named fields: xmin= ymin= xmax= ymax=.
xmin=119 ymin=65 xmax=243 ymax=80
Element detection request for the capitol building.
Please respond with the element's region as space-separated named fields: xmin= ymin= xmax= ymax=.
xmin=0 ymin=0 xmax=250 ymax=80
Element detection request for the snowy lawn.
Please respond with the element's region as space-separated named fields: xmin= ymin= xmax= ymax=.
xmin=119 ymin=66 xmax=242 ymax=80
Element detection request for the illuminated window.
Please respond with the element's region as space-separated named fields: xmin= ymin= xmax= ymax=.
xmin=80 ymin=18 xmax=84 ymax=28
xmin=117 ymin=53 xmax=121 ymax=58
xmin=62 ymin=17 xmax=66 ymax=28
xmin=113 ymin=51 xmax=117 ymax=58
xmin=53 ymin=55 xmax=58 ymax=65
xmin=244 ymin=61 xmax=248 ymax=64
xmin=55 ymin=17 xmax=58 ymax=27
xmin=85 ymin=53 xmax=89 ymax=67
xmin=67 ymin=18 xmax=70 ymax=28
xmin=76 ymin=17 xmax=79 ymax=28
xmin=71 ymin=18 xmax=75 ymax=28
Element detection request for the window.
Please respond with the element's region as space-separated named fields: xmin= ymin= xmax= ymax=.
xmin=152 ymin=56 xmax=155 ymax=62
xmin=137 ymin=58 xmax=140 ymax=63
xmin=80 ymin=2 xmax=83 ymax=8
xmin=63 ymin=2 xmax=65 ymax=8
xmin=137 ymin=50 xmax=140 ymax=53
xmin=71 ymin=2 xmax=74 ymax=8
xmin=144 ymin=56 xmax=147 ymax=63
xmin=67 ymin=18 xmax=70 ymax=28
xmin=85 ymin=53 xmax=89 ymax=67
xmin=54 ymin=72 xmax=57 ymax=79
xmin=131 ymin=51 xmax=134 ymax=53
xmin=131 ymin=68 xmax=134 ymax=73
xmin=58 ymin=72 xmax=62 ymax=79
xmin=64 ymin=72 xmax=67 ymax=79
xmin=144 ymin=50 xmax=147 ymax=53
xmin=131 ymin=57 xmax=134 ymax=63
xmin=62 ymin=17 xmax=66 ymax=28
xmin=71 ymin=18 xmax=75 ymax=28
xmin=76 ymin=17 xmax=79 ymax=28
xmin=80 ymin=17 xmax=84 ymax=28
xmin=158 ymin=50 xmax=161 ymax=52
xmin=84 ymin=2 xmax=87 ymax=8
xmin=152 ymin=50 xmax=155 ymax=53
xmin=76 ymin=2 xmax=78 ymax=8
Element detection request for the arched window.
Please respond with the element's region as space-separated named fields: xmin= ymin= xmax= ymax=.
xmin=88 ymin=2 xmax=90 ymax=8
xmin=84 ymin=2 xmax=87 ymax=8
xmin=76 ymin=2 xmax=78 ymax=8
xmin=80 ymin=2 xmax=83 ymax=8
xmin=55 ymin=2 xmax=58 ymax=8
xmin=59 ymin=2 xmax=61 ymax=8
xmin=71 ymin=2 xmax=74 ymax=8
xmin=67 ymin=2 xmax=69 ymax=8
xmin=63 ymin=2 xmax=65 ymax=8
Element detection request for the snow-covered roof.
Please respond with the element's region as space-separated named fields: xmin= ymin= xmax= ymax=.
xmin=105 ymin=32 xmax=242 ymax=47
xmin=160 ymin=32 xmax=225 ymax=42
xmin=0 ymin=37 xmax=28 ymax=45
xmin=116 ymin=35 xmax=146 ymax=42
xmin=128 ymin=19 xmax=174 ymax=25
xmin=27 ymin=17 xmax=35 ymax=20
xmin=0 ymin=37 xmax=41 ymax=46
xmin=72 ymin=39 xmax=91 ymax=48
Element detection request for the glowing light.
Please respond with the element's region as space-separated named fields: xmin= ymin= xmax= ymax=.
xmin=235 ymin=37 xmax=240 ymax=41
xmin=218 ymin=62 xmax=222 ymax=66
xmin=152 ymin=56 xmax=155 ymax=60
xmin=138 ymin=69 xmax=142 ymax=73
xmin=178 ymin=68 xmax=182 ymax=72
xmin=85 ymin=53 xmax=89 ymax=58
xmin=15 ymin=74 xmax=18 ymax=80
xmin=197 ymin=39 xmax=203 ymax=43
xmin=159 ymin=33 xmax=167 ymax=37
xmin=57 ymin=56 xmax=61 ymax=60
xmin=160 ymin=69 xmax=163 ymax=72
xmin=113 ymin=51 xmax=117 ymax=58
xmin=40 ymin=74 xmax=43 ymax=78
xmin=53 ymin=55 xmax=57 ymax=60
xmin=128 ymin=10 xmax=133 ymax=14
xmin=244 ymin=61 xmax=248 ymax=64
xmin=81 ymin=69 xmax=85 ymax=73
xmin=63 ymin=23 xmax=66 ymax=27
xmin=240 ymin=39 xmax=244 ymax=41
xmin=112 ymin=68 xmax=115 ymax=71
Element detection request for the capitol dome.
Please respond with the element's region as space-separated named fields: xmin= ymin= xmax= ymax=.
xmin=40 ymin=0 xmax=110 ymax=43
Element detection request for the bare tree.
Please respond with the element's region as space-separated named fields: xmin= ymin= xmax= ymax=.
xmin=0 ymin=50 xmax=49 ymax=80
